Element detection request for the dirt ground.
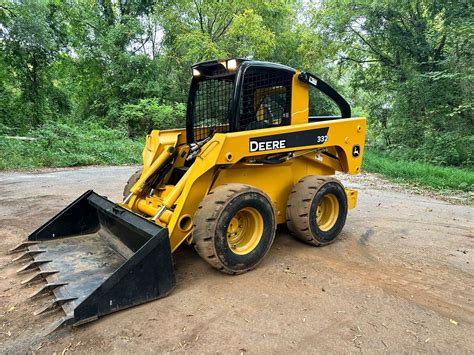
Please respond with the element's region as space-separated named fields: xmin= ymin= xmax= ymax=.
xmin=0 ymin=166 xmax=472 ymax=353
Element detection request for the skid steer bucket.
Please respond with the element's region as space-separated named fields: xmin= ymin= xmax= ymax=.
xmin=10 ymin=190 xmax=176 ymax=329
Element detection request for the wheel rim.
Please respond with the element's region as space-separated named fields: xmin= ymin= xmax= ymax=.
xmin=227 ymin=207 xmax=264 ymax=255
xmin=316 ymin=193 xmax=339 ymax=232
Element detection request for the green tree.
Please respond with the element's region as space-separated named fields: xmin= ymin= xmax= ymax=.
xmin=1 ymin=0 xmax=472 ymax=169
xmin=310 ymin=0 xmax=473 ymax=165
xmin=0 ymin=0 xmax=69 ymax=128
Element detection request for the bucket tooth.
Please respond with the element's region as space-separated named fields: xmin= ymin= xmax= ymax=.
xmin=17 ymin=260 xmax=52 ymax=273
xmin=29 ymin=283 xmax=67 ymax=299
xmin=11 ymin=250 xmax=45 ymax=263
xmin=11 ymin=252 xmax=32 ymax=263
xmin=8 ymin=241 xmax=39 ymax=254
xmin=34 ymin=297 xmax=77 ymax=316
xmin=21 ymin=270 xmax=58 ymax=285
xmin=46 ymin=316 xmax=75 ymax=334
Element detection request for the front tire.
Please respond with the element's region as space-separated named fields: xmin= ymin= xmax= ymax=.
xmin=193 ymin=184 xmax=276 ymax=274
xmin=286 ymin=176 xmax=348 ymax=246
xmin=123 ymin=169 xmax=142 ymax=198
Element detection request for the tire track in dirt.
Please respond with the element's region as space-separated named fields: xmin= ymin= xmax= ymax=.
xmin=315 ymin=246 xmax=474 ymax=325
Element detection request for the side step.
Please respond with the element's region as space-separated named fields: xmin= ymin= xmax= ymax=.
xmin=10 ymin=190 xmax=176 ymax=328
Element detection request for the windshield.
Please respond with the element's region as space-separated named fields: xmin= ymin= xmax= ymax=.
xmin=192 ymin=75 xmax=235 ymax=141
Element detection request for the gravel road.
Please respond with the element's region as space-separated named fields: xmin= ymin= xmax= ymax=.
xmin=0 ymin=166 xmax=472 ymax=353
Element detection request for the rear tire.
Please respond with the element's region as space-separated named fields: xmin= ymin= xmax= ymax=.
xmin=286 ymin=176 xmax=347 ymax=246
xmin=123 ymin=169 xmax=142 ymax=198
xmin=193 ymin=184 xmax=276 ymax=274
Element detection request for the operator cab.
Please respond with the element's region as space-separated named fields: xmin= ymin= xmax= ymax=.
xmin=187 ymin=58 xmax=351 ymax=143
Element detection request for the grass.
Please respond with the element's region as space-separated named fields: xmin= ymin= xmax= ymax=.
xmin=2 ymin=124 xmax=473 ymax=196
xmin=0 ymin=123 xmax=143 ymax=170
xmin=363 ymin=149 xmax=474 ymax=192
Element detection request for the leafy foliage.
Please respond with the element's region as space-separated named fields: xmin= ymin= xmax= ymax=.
xmin=363 ymin=149 xmax=474 ymax=193
xmin=309 ymin=0 xmax=473 ymax=166
xmin=0 ymin=0 xmax=472 ymax=173
xmin=121 ymin=99 xmax=185 ymax=137
xmin=0 ymin=122 xmax=143 ymax=169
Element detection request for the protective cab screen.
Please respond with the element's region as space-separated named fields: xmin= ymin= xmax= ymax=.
xmin=192 ymin=76 xmax=234 ymax=141
xmin=239 ymin=67 xmax=292 ymax=131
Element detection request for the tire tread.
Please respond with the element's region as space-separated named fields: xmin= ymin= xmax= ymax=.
xmin=193 ymin=184 xmax=275 ymax=274
xmin=286 ymin=176 xmax=344 ymax=246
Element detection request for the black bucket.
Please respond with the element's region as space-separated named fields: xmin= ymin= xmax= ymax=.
xmin=10 ymin=190 xmax=176 ymax=329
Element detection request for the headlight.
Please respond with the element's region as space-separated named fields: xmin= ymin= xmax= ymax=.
xmin=192 ymin=68 xmax=201 ymax=77
xmin=226 ymin=59 xmax=238 ymax=71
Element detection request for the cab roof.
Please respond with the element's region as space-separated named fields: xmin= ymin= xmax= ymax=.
xmin=191 ymin=58 xmax=296 ymax=77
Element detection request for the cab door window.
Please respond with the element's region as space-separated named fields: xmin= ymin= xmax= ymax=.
xmin=239 ymin=68 xmax=293 ymax=131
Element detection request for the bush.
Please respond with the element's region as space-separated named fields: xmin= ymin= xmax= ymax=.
xmin=363 ymin=149 xmax=474 ymax=192
xmin=365 ymin=72 xmax=473 ymax=168
xmin=368 ymin=129 xmax=473 ymax=168
xmin=0 ymin=122 xmax=143 ymax=170
xmin=121 ymin=98 xmax=186 ymax=137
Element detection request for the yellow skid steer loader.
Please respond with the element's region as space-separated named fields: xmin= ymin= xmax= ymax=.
xmin=10 ymin=59 xmax=365 ymax=328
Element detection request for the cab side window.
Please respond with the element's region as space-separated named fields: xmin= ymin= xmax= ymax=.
xmin=308 ymin=84 xmax=340 ymax=118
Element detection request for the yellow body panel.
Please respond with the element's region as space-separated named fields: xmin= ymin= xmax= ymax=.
xmin=122 ymin=71 xmax=367 ymax=252
xmin=214 ymin=160 xmax=332 ymax=224
xmin=290 ymin=70 xmax=309 ymax=125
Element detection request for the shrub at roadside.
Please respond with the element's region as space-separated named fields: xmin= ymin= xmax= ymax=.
xmin=363 ymin=149 xmax=474 ymax=192
xmin=120 ymin=99 xmax=186 ymax=137
xmin=0 ymin=122 xmax=143 ymax=170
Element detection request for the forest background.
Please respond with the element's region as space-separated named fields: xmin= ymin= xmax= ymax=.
xmin=0 ymin=0 xmax=472 ymax=192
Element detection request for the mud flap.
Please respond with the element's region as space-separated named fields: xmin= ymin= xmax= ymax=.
xmin=10 ymin=190 xmax=176 ymax=328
